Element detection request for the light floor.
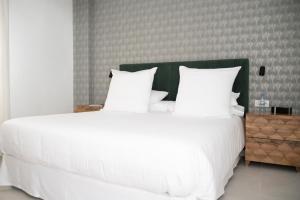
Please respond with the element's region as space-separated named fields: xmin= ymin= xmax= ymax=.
xmin=0 ymin=160 xmax=299 ymax=200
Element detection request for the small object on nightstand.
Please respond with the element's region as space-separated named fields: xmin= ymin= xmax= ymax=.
xmin=257 ymin=65 xmax=268 ymax=113
xmin=271 ymin=106 xmax=292 ymax=115
xmin=74 ymin=104 xmax=103 ymax=113
xmin=245 ymin=112 xmax=300 ymax=172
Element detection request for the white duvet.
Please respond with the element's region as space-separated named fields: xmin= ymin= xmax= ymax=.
xmin=0 ymin=111 xmax=244 ymax=200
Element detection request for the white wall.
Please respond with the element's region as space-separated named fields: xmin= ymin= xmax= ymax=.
xmin=9 ymin=0 xmax=73 ymax=118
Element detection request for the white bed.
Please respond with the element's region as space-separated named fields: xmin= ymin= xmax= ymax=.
xmin=0 ymin=110 xmax=244 ymax=200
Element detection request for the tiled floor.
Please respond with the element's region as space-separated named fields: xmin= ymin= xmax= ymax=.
xmin=0 ymin=161 xmax=299 ymax=200
xmin=220 ymin=161 xmax=300 ymax=200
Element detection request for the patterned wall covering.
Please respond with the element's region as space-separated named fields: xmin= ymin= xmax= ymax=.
xmin=73 ymin=0 xmax=300 ymax=113
xmin=73 ymin=0 xmax=90 ymax=105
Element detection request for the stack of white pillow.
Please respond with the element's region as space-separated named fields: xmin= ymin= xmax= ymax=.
xmin=104 ymin=66 xmax=245 ymax=117
xmin=149 ymin=90 xmax=244 ymax=117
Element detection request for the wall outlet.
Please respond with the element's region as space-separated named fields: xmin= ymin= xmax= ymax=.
xmin=255 ymin=99 xmax=270 ymax=107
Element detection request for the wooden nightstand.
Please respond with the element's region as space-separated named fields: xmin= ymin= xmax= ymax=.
xmin=74 ymin=104 xmax=103 ymax=113
xmin=245 ymin=113 xmax=300 ymax=171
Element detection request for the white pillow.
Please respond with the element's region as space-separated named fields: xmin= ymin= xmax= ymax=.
xmin=148 ymin=99 xmax=244 ymax=116
xmin=174 ymin=66 xmax=241 ymax=117
xmin=232 ymin=105 xmax=245 ymax=117
xmin=149 ymin=101 xmax=175 ymax=112
xmin=149 ymin=90 xmax=168 ymax=104
xmin=104 ymin=67 xmax=157 ymax=113
xmin=231 ymin=92 xmax=240 ymax=106
xmin=231 ymin=92 xmax=245 ymax=116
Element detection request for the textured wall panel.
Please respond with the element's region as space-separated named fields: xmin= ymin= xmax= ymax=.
xmin=73 ymin=0 xmax=90 ymax=105
xmin=74 ymin=0 xmax=300 ymax=113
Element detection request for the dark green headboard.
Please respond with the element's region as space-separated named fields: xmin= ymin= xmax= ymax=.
xmin=120 ymin=59 xmax=249 ymax=112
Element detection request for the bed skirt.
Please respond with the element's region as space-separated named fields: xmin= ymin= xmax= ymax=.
xmin=0 ymin=155 xmax=240 ymax=200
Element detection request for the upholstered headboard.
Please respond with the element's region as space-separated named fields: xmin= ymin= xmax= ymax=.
xmin=120 ymin=59 xmax=249 ymax=112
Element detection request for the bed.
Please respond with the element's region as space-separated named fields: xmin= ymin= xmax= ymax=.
xmin=0 ymin=59 xmax=249 ymax=200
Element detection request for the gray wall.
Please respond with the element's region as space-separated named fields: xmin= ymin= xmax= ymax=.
xmin=73 ymin=0 xmax=89 ymax=105
xmin=74 ymin=0 xmax=300 ymax=113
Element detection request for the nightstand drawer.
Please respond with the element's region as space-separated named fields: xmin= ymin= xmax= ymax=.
xmin=246 ymin=114 xmax=300 ymax=141
xmin=246 ymin=137 xmax=300 ymax=167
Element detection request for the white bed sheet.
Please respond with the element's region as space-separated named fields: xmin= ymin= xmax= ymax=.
xmin=0 ymin=155 xmax=240 ymax=200
xmin=0 ymin=111 xmax=244 ymax=200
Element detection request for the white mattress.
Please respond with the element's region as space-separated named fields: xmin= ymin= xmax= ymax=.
xmin=0 ymin=111 xmax=244 ymax=200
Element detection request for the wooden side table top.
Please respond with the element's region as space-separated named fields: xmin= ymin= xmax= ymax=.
xmin=247 ymin=112 xmax=300 ymax=119
xmin=74 ymin=104 xmax=103 ymax=113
